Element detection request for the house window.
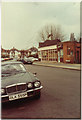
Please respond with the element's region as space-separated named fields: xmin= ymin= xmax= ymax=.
xmin=70 ymin=50 xmax=73 ymax=56
xmin=67 ymin=46 xmax=70 ymax=55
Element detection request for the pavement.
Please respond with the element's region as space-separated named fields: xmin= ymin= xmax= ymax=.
xmin=33 ymin=61 xmax=81 ymax=71
xmin=1 ymin=58 xmax=81 ymax=71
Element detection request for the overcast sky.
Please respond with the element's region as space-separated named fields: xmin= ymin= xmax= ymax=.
xmin=1 ymin=2 xmax=80 ymax=50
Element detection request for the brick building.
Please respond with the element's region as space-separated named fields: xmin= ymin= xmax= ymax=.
xmin=63 ymin=41 xmax=81 ymax=63
xmin=38 ymin=39 xmax=81 ymax=64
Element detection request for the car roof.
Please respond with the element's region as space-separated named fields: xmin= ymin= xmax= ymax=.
xmin=1 ymin=61 xmax=22 ymax=66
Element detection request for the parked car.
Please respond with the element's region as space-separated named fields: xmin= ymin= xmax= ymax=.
xmin=17 ymin=57 xmax=21 ymax=61
xmin=1 ymin=58 xmax=5 ymax=62
xmin=21 ymin=57 xmax=33 ymax=64
xmin=1 ymin=57 xmax=13 ymax=62
xmin=1 ymin=61 xmax=43 ymax=103
xmin=28 ymin=57 xmax=39 ymax=62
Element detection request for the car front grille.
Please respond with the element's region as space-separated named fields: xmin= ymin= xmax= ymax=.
xmin=6 ymin=83 xmax=27 ymax=94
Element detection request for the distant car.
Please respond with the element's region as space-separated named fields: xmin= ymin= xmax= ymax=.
xmin=21 ymin=57 xmax=33 ymax=64
xmin=28 ymin=57 xmax=38 ymax=62
xmin=1 ymin=61 xmax=43 ymax=103
xmin=1 ymin=58 xmax=5 ymax=62
xmin=1 ymin=57 xmax=13 ymax=62
xmin=17 ymin=57 xmax=21 ymax=61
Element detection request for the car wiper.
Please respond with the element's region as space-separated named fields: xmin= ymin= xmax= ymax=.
xmin=2 ymin=70 xmax=26 ymax=76
xmin=1 ymin=73 xmax=12 ymax=77
xmin=2 ymin=72 xmax=11 ymax=74
xmin=12 ymin=70 xmax=26 ymax=74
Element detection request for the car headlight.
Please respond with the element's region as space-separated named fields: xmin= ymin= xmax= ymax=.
xmin=34 ymin=81 xmax=41 ymax=88
xmin=27 ymin=83 xmax=33 ymax=88
xmin=1 ymin=88 xmax=5 ymax=94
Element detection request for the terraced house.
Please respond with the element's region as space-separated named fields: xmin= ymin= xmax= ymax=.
xmin=38 ymin=39 xmax=81 ymax=64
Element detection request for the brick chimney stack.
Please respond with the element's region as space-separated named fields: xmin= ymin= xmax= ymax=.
xmin=70 ymin=33 xmax=75 ymax=41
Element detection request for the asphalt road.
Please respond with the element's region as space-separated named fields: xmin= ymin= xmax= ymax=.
xmin=2 ymin=65 xmax=81 ymax=119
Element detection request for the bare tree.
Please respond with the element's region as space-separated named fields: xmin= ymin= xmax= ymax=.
xmin=38 ymin=24 xmax=66 ymax=41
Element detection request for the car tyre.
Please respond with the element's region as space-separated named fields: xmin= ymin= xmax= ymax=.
xmin=35 ymin=91 xmax=41 ymax=99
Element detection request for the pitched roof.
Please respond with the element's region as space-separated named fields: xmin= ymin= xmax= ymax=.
xmin=39 ymin=39 xmax=60 ymax=48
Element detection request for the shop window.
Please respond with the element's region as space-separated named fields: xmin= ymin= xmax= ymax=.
xmin=55 ymin=51 xmax=57 ymax=53
xmin=60 ymin=49 xmax=63 ymax=57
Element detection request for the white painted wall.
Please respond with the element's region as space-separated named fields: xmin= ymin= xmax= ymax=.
xmin=38 ymin=45 xmax=57 ymax=51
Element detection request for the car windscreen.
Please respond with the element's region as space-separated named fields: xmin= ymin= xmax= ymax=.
xmin=2 ymin=63 xmax=26 ymax=76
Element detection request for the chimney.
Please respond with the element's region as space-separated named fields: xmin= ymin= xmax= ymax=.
xmin=70 ymin=33 xmax=75 ymax=41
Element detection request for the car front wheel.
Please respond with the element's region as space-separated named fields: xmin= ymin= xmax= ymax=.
xmin=35 ymin=91 xmax=41 ymax=99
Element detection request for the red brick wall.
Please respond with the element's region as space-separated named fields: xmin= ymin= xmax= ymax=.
xmin=76 ymin=43 xmax=81 ymax=63
xmin=63 ymin=41 xmax=81 ymax=63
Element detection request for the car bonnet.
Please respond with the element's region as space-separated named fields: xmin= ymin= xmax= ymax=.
xmin=1 ymin=72 xmax=36 ymax=88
